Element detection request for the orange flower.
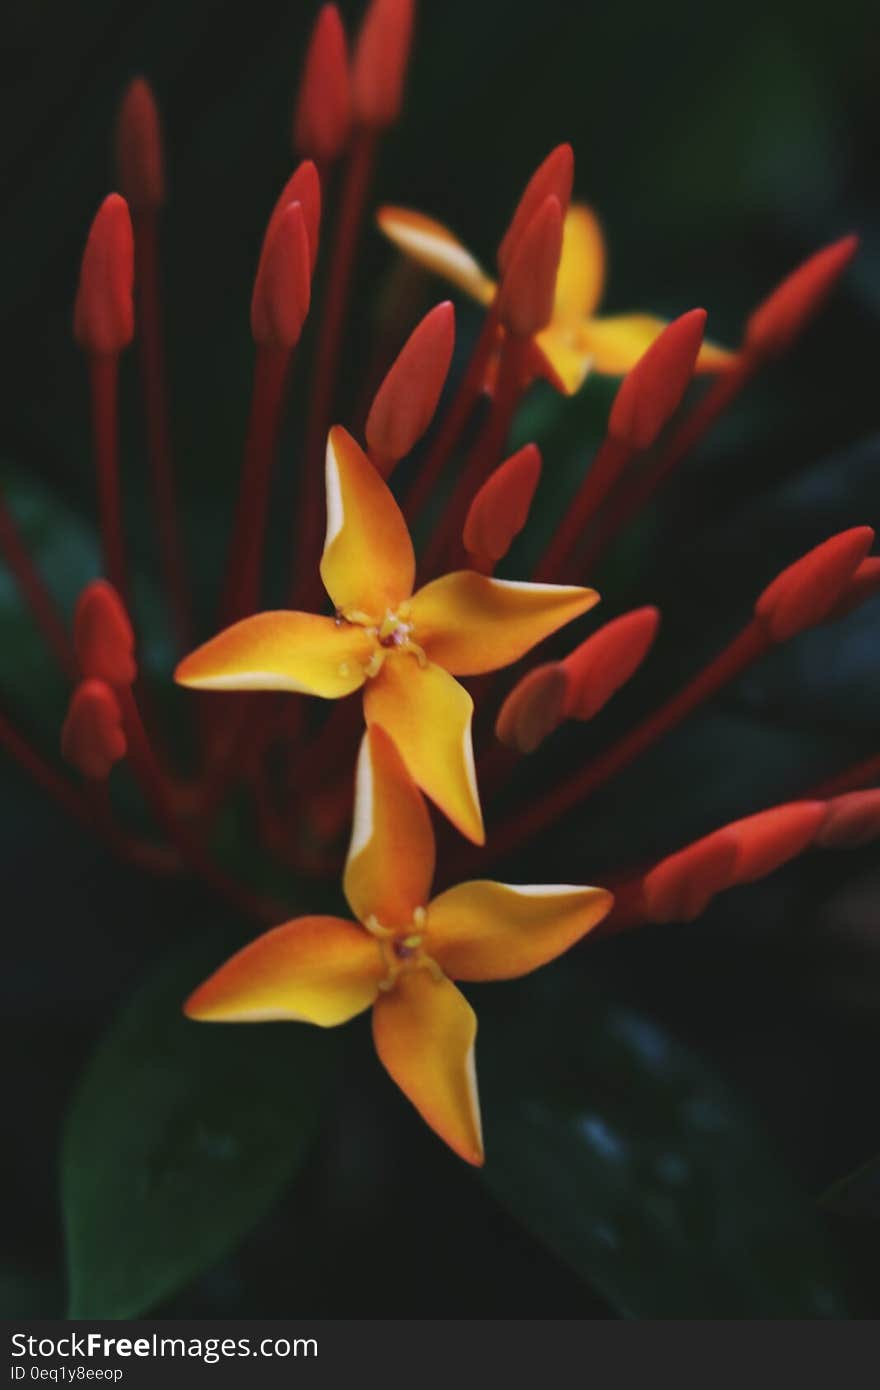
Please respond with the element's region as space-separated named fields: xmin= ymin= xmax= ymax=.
xmin=185 ymin=726 xmax=612 ymax=1163
xmin=378 ymin=200 xmax=733 ymax=394
xmin=176 ymin=427 xmax=596 ymax=842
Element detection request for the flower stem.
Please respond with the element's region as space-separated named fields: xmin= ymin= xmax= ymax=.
xmin=805 ymin=753 xmax=880 ymax=799
xmin=403 ymin=306 xmax=499 ymax=527
xmin=475 ymin=619 xmax=771 ymax=865
xmin=132 ymin=207 xmax=192 ymax=651
xmin=0 ymin=499 xmax=76 ymax=677
xmin=88 ymin=354 xmax=129 ymax=605
xmin=221 ymin=344 xmax=290 ymax=623
xmin=291 ymin=128 xmax=377 ymax=604
xmin=118 ymin=686 xmax=280 ymax=922
xmin=420 ymin=333 xmax=529 ymax=577
xmin=533 ymin=436 xmax=632 ymax=583
xmin=0 ymin=704 xmax=171 ymax=870
xmin=578 ymin=360 xmax=754 ymax=578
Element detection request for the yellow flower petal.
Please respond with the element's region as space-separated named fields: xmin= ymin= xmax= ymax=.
xmin=321 ymin=426 xmax=416 ymax=619
xmin=580 ymin=313 xmax=672 ymax=375
xmin=427 ymin=881 xmax=613 ymax=981
xmin=532 ymin=321 xmax=594 ymax=395
xmin=377 ymin=206 xmax=496 ymax=305
xmin=372 ymin=969 xmax=483 ymax=1165
xmin=345 ymin=726 xmax=436 ymax=929
xmin=174 ymin=611 xmax=372 ymax=696
xmin=409 ymin=571 xmax=599 ymax=676
xmin=583 ymin=314 xmax=735 ymax=376
xmin=364 ymin=655 xmax=483 ymax=844
xmin=554 ymin=204 xmax=606 ymax=322
xmin=184 ymin=916 xmax=382 ymax=1026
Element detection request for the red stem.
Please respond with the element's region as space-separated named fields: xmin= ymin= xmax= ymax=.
xmin=403 ymin=306 xmax=500 ymax=527
xmin=468 ymin=619 xmax=771 ymax=867
xmin=1 ymin=706 xmax=104 ymax=829
xmin=578 ymin=360 xmax=754 ymax=578
xmin=291 ymin=128 xmax=378 ymax=603
xmin=221 ymin=345 xmax=291 ymax=623
xmin=89 ymin=354 xmax=129 ymax=604
xmin=0 ymin=499 xmax=76 ymax=677
xmin=118 ymin=686 xmax=280 ymax=922
xmin=805 ymin=753 xmax=880 ymax=800
xmin=421 ymin=334 xmax=530 ymax=577
xmin=132 ymin=208 xmax=192 ymax=651
xmin=0 ymin=705 xmax=171 ymax=871
xmin=533 ymin=436 xmax=633 ymax=583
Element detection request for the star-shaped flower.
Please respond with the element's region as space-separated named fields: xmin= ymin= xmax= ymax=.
xmin=185 ymin=725 xmax=613 ymax=1163
xmin=378 ymin=200 xmax=734 ymax=395
xmin=175 ymin=426 xmax=597 ymax=842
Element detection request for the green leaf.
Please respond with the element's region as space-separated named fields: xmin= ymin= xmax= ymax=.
xmin=62 ymin=932 xmax=338 ymax=1318
xmin=480 ymin=970 xmax=846 ymax=1317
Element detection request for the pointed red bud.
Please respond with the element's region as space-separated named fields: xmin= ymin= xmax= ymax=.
xmin=497 ymin=144 xmax=574 ymax=275
xmin=365 ymin=302 xmax=455 ymax=473
xmin=115 ymin=77 xmax=165 ymax=210
xmin=816 ymin=790 xmax=880 ymax=849
xmin=267 ymin=161 xmax=322 ymax=273
xmin=497 ymin=195 xmax=564 ymax=338
xmin=608 ymin=310 xmax=707 ymax=450
xmin=744 ymin=235 xmax=858 ymax=361
xmin=827 ymin=555 xmax=880 ymax=621
xmin=294 ymin=4 xmax=353 ymax=162
xmin=754 ymin=527 xmax=875 ymax=642
xmin=251 ymin=202 xmax=312 ymax=349
xmin=561 ymin=607 xmax=660 ymax=721
xmin=73 ymin=195 xmax=135 ymax=356
xmin=74 ymin=580 xmax=136 ymax=687
xmin=352 ymin=0 xmax=414 ymax=129
xmin=61 ymin=679 xmax=127 ymax=780
xmin=463 ymin=444 xmax=542 ymax=573
xmin=495 ymin=663 xmax=567 ymax=755
xmin=642 ymin=830 xmax=739 ymax=923
xmin=725 ymin=802 xmax=826 ymax=884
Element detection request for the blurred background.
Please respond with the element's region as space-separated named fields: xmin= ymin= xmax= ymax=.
xmin=2 ymin=0 xmax=878 ymax=1318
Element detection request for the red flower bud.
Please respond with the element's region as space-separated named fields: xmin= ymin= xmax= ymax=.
xmin=726 ymin=802 xmax=826 ymax=883
xmin=352 ymin=0 xmax=414 ymax=130
xmin=608 ymin=310 xmax=707 ymax=450
xmin=827 ymin=555 xmax=880 ymax=622
xmin=561 ymin=607 xmax=660 ymax=720
xmin=294 ymin=4 xmax=352 ymax=163
xmin=251 ymin=202 xmax=312 ymax=349
xmin=115 ymin=77 xmax=165 ymax=210
xmin=744 ymin=235 xmax=858 ymax=361
xmin=497 ymin=144 xmax=574 ymax=275
xmin=754 ymin=527 xmax=875 ymax=642
xmin=642 ymin=830 xmax=739 ymax=923
xmin=61 ymin=679 xmax=127 ymax=780
xmin=816 ymin=790 xmax=880 ymax=849
xmin=463 ymin=443 xmax=542 ymax=573
xmin=641 ymin=799 xmax=826 ymax=923
xmin=495 ymin=663 xmax=567 ymax=754
xmin=267 ymin=161 xmax=321 ymax=273
xmin=496 ymin=195 xmax=564 ymax=338
xmin=73 ymin=195 xmax=135 ymax=356
xmin=365 ymin=301 xmax=455 ymax=473
xmin=74 ymin=580 xmax=136 ymax=687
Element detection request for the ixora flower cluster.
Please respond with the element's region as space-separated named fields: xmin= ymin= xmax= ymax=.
xmin=1 ymin=0 xmax=877 ymax=1161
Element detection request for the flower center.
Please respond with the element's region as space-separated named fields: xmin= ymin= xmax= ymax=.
xmin=363 ymin=907 xmax=443 ymax=990
xmin=378 ymin=614 xmax=413 ymax=648
xmin=338 ymin=605 xmax=428 ymax=679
